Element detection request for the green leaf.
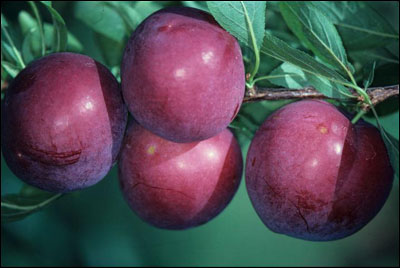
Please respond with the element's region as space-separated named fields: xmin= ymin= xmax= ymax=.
xmin=110 ymin=66 xmax=121 ymax=82
xmin=133 ymin=1 xmax=165 ymax=23
xmin=182 ymin=1 xmax=209 ymax=12
xmin=1 ymin=14 xmax=26 ymax=68
xmin=1 ymin=13 xmax=8 ymax=27
xmin=74 ymin=1 xmax=126 ymax=42
xmin=268 ymin=62 xmax=349 ymax=98
xmin=104 ymin=2 xmax=139 ymax=33
xmin=349 ymin=48 xmax=399 ymax=66
xmin=28 ymin=1 xmax=46 ymax=56
xmin=1 ymin=185 xmax=62 ymax=223
xmin=18 ymin=10 xmax=37 ymax=34
xmin=372 ymin=63 xmax=399 ymax=86
xmin=40 ymin=1 xmax=52 ymax=7
xmin=1 ymin=61 xmax=21 ymax=78
xmin=94 ymin=33 xmax=124 ymax=67
xmin=368 ymin=106 xmax=400 ymax=180
xmin=19 ymin=11 xmax=82 ymax=62
xmin=207 ymin=1 xmax=266 ymax=50
xmin=268 ymin=62 xmax=306 ymax=88
xmin=40 ymin=1 xmax=67 ymax=52
xmin=43 ymin=24 xmax=83 ymax=53
xmin=21 ymin=28 xmax=36 ymax=63
xmin=260 ymin=31 xmax=352 ymax=98
xmin=1 ymin=42 xmax=20 ymax=67
xmin=363 ymin=61 xmax=376 ymax=89
xmin=312 ymin=2 xmax=399 ymax=50
xmin=279 ymin=2 xmax=351 ymax=76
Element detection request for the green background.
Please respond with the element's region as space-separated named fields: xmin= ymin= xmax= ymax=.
xmin=1 ymin=1 xmax=399 ymax=266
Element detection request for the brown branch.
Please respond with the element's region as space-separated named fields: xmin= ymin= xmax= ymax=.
xmin=243 ymin=84 xmax=399 ymax=110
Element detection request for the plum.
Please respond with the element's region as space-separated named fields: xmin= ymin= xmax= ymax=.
xmin=245 ymin=100 xmax=394 ymax=241
xmin=1 ymin=52 xmax=127 ymax=193
xmin=121 ymin=7 xmax=245 ymax=143
xmin=118 ymin=122 xmax=243 ymax=229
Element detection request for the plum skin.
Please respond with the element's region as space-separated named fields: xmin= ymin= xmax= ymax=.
xmin=118 ymin=122 xmax=243 ymax=230
xmin=121 ymin=6 xmax=245 ymax=143
xmin=245 ymin=100 xmax=394 ymax=241
xmin=1 ymin=52 xmax=127 ymax=193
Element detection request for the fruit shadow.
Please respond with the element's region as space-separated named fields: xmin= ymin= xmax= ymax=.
xmin=119 ymin=135 xmax=242 ymax=266
xmin=187 ymin=136 xmax=243 ymax=226
xmin=95 ymin=62 xmax=128 ymax=164
xmin=326 ymin=125 xmax=358 ymax=236
xmin=328 ymin=123 xmax=393 ymax=239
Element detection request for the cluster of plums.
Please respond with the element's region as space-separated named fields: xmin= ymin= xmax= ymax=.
xmin=1 ymin=7 xmax=393 ymax=241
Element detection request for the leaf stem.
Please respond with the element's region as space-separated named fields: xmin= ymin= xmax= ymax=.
xmin=351 ymin=109 xmax=367 ymax=124
xmin=1 ymin=193 xmax=62 ymax=211
xmin=346 ymin=68 xmax=357 ymax=87
xmin=240 ymin=1 xmax=260 ymax=85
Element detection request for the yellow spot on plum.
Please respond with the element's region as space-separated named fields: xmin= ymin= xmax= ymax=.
xmin=318 ymin=124 xmax=328 ymax=134
xmin=147 ymin=145 xmax=156 ymax=155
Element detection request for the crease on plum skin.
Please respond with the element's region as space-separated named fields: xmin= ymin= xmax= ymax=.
xmin=261 ymin=177 xmax=311 ymax=234
xmin=131 ymin=181 xmax=195 ymax=201
xmin=23 ymin=143 xmax=82 ymax=166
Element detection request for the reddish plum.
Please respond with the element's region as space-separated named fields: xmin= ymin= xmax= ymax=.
xmin=246 ymin=100 xmax=393 ymax=241
xmin=121 ymin=7 xmax=245 ymax=143
xmin=118 ymin=122 xmax=243 ymax=229
xmin=1 ymin=52 xmax=127 ymax=193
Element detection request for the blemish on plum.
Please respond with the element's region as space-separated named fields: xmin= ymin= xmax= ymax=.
xmin=147 ymin=145 xmax=156 ymax=155
xmin=317 ymin=124 xmax=328 ymax=134
xmin=251 ymin=157 xmax=256 ymax=167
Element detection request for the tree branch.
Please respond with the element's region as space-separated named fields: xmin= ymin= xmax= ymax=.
xmin=243 ymin=84 xmax=399 ymax=110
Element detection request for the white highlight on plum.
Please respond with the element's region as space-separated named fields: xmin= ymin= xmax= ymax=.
xmin=85 ymin=101 xmax=94 ymax=110
xmin=334 ymin=142 xmax=342 ymax=155
xmin=80 ymin=97 xmax=94 ymax=113
xmin=310 ymin=158 xmax=319 ymax=168
xmin=202 ymin=51 xmax=214 ymax=64
xmin=177 ymin=161 xmax=185 ymax=169
xmin=206 ymin=149 xmax=218 ymax=160
xmin=174 ymin=68 xmax=186 ymax=79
